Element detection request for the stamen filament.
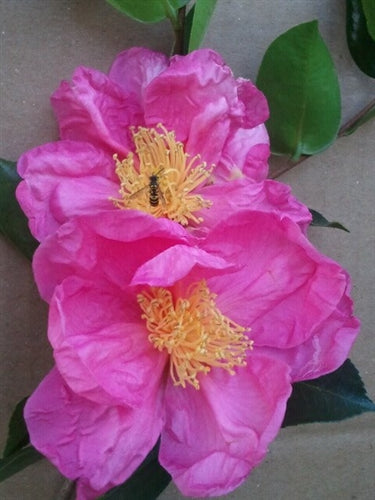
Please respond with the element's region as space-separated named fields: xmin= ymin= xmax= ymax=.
xmin=111 ymin=124 xmax=213 ymax=225
xmin=137 ymin=281 xmax=253 ymax=390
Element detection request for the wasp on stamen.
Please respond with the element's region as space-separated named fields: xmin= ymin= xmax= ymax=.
xmin=149 ymin=171 xmax=162 ymax=207
xmin=128 ymin=168 xmax=165 ymax=207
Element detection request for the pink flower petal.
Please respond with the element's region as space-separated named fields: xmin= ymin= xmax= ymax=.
xmin=203 ymin=211 xmax=348 ymax=348
xmin=144 ymin=49 xmax=238 ymax=145
xmin=259 ymin=281 xmax=360 ymax=381
xmin=50 ymin=176 xmax=118 ymax=221
xmin=218 ymin=128 xmax=270 ymax=181
xmin=159 ymin=354 xmax=291 ymax=497
xmin=236 ymin=77 xmax=269 ymax=127
xmin=185 ymin=99 xmax=232 ymax=167
xmin=51 ymin=67 xmax=143 ymax=155
xmin=108 ymin=47 xmax=169 ymax=104
xmin=25 ymin=368 xmax=164 ymax=499
xmin=16 ymin=140 xmax=116 ymax=241
xmin=131 ymin=244 xmax=235 ymax=287
xmin=49 ymin=276 xmax=166 ymax=407
xmin=199 ymin=178 xmax=311 ymax=233
xmin=33 ymin=211 xmax=194 ymax=301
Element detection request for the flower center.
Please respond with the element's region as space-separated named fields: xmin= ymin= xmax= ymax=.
xmin=111 ymin=124 xmax=213 ymax=225
xmin=137 ymin=280 xmax=253 ymax=390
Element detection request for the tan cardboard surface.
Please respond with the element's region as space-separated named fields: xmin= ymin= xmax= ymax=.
xmin=1 ymin=1 xmax=374 ymax=499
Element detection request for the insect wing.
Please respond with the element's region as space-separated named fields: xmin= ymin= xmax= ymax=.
xmin=127 ymin=184 xmax=148 ymax=200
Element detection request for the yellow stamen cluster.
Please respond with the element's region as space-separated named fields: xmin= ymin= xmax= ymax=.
xmin=137 ymin=280 xmax=253 ymax=390
xmin=111 ymin=124 xmax=213 ymax=225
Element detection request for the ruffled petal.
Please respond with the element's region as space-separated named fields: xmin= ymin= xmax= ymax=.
xmin=261 ymin=179 xmax=312 ymax=231
xmin=203 ymin=211 xmax=348 ymax=349
xmin=33 ymin=211 xmax=194 ymax=301
xmin=108 ymin=47 xmax=168 ymax=105
xmin=25 ymin=368 xmax=164 ymax=500
xmin=159 ymin=354 xmax=291 ymax=497
xmin=217 ymin=128 xmax=269 ymax=181
xmin=51 ymin=67 xmax=143 ymax=155
xmin=185 ymin=99 xmax=232 ymax=167
xmin=236 ymin=78 xmax=269 ymax=127
xmin=198 ymin=178 xmax=311 ymax=233
xmin=144 ymin=49 xmax=239 ymax=147
xmin=259 ymin=280 xmax=360 ymax=381
xmin=51 ymin=176 xmax=118 ymax=221
xmin=143 ymin=50 xmax=270 ymax=180
xmin=49 ymin=277 xmax=166 ymax=407
xmin=16 ymin=140 xmax=116 ymax=241
xmin=241 ymin=142 xmax=270 ymax=180
xmin=131 ymin=244 xmax=235 ymax=287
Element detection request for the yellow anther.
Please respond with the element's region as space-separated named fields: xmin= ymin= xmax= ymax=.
xmin=137 ymin=281 xmax=253 ymax=390
xmin=111 ymin=124 xmax=213 ymax=225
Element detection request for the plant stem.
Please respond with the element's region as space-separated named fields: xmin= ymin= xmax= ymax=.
xmin=162 ymin=0 xmax=186 ymax=56
xmin=172 ymin=7 xmax=186 ymax=55
xmin=270 ymin=99 xmax=375 ymax=179
xmin=338 ymin=98 xmax=375 ymax=137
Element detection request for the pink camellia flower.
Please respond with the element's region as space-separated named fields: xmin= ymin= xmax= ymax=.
xmin=16 ymin=47 xmax=311 ymax=242
xmin=25 ymin=210 xmax=359 ymax=499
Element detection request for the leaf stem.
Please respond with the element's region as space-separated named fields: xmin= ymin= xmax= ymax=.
xmin=270 ymin=98 xmax=375 ymax=179
xmin=172 ymin=7 xmax=186 ymax=55
xmin=162 ymin=1 xmax=186 ymax=55
xmin=338 ymin=98 xmax=375 ymax=137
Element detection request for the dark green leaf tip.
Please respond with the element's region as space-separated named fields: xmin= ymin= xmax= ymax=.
xmin=309 ymin=208 xmax=350 ymax=232
xmin=0 ymin=158 xmax=38 ymax=259
xmin=283 ymin=359 xmax=375 ymax=427
xmin=3 ymin=397 xmax=30 ymax=458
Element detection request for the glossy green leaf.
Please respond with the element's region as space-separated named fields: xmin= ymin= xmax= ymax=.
xmin=99 ymin=441 xmax=171 ymax=500
xmin=0 ymin=397 xmax=43 ymax=482
xmin=0 ymin=446 xmax=43 ymax=482
xmin=187 ymin=0 xmax=218 ymax=52
xmin=106 ymin=0 xmax=190 ymax=24
xmin=256 ymin=20 xmax=341 ymax=160
xmin=361 ymin=0 xmax=375 ymax=41
xmin=346 ymin=0 xmax=375 ymax=77
xmin=309 ymin=209 xmax=350 ymax=232
xmin=0 ymin=158 xmax=38 ymax=259
xmin=282 ymin=359 xmax=375 ymax=427
xmin=3 ymin=398 xmax=30 ymax=458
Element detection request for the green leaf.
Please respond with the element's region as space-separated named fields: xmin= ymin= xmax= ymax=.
xmin=361 ymin=0 xmax=375 ymax=41
xmin=0 ymin=446 xmax=43 ymax=482
xmin=256 ymin=20 xmax=341 ymax=160
xmin=309 ymin=209 xmax=350 ymax=232
xmin=187 ymin=0 xmax=218 ymax=52
xmin=99 ymin=441 xmax=171 ymax=500
xmin=0 ymin=158 xmax=38 ymax=259
xmin=283 ymin=359 xmax=375 ymax=427
xmin=3 ymin=398 xmax=30 ymax=458
xmin=0 ymin=396 xmax=43 ymax=482
xmin=106 ymin=0 xmax=190 ymax=24
xmin=346 ymin=0 xmax=375 ymax=77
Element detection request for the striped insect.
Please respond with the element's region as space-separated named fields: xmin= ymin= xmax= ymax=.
xmin=149 ymin=171 xmax=162 ymax=206
xmin=128 ymin=168 xmax=165 ymax=207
